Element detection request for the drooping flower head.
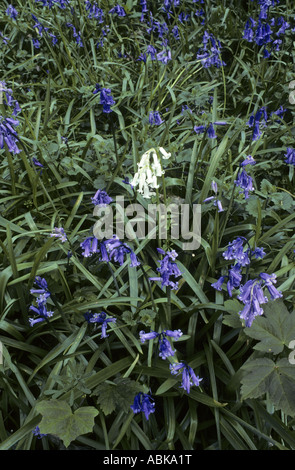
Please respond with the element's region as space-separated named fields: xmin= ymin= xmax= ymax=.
xmin=130 ymin=147 xmax=171 ymax=199
xmin=131 ymin=392 xmax=155 ymax=420
xmin=0 ymin=116 xmax=21 ymax=154
xmin=84 ymin=311 xmax=116 ymax=338
xmin=50 ymin=227 xmax=67 ymax=243
xmin=91 ymin=189 xmax=113 ymax=206
xmin=93 ymin=84 xmax=115 ymax=113
xmin=170 ymin=362 xmax=203 ymax=393
xmin=149 ymin=248 xmax=182 ymax=290
xmin=139 ymin=329 xmax=183 ymax=360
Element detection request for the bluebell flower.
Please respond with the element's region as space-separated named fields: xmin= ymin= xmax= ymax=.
xmin=139 ymin=329 xmax=183 ymax=360
xmin=80 ymin=236 xmax=99 ymax=257
xmin=50 ymin=227 xmax=67 ymax=243
xmin=170 ymin=362 xmax=202 ymax=394
xmin=0 ymin=32 xmax=10 ymax=44
xmin=194 ymin=125 xmax=206 ymax=135
xmin=197 ymin=31 xmax=226 ymax=68
xmin=109 ymin=4 xmax=126 ymax=16
xmin=243 ymin=17 xmax=256 ymax=41
xmin=100 ymin=236 xmax=140 ymax=267
xmin=211 ymin=276 xmax=225 ymax=291
xmin=0 ymin=81 xmax=21 ymax=115
xmin=29 ymin=277 xmax=53 ymax=326
xmin=147 ymin=45 xmax=157 ymax=60
xmin=240 ymin=155 xmax=256 ymax=167
xmin=32 ymin=38 xmax=41 ymax=48
xmin=226 ymin=264 xmax=242 ymax=297
xmin=91 ymin=189 xmax=113 ymax=206
xmin=223 ymin=237 xmax=251 ymax=266
xmin=131 ymin=392 xmax=155 ymax=420
xmin=284 ymin=148 xmax=295 ymax=166
xmin=203 ymin=180 xmax=224 ymax=212
xmin=156 ymin=48 xmax=172 ymax=64
xmin=252 ymin=247 xmax=266 ymax=259
xmin=149 ymin=111 xmax=164 ymax=126
xmin=66 ymin=23 xmax=83 ymax=47
xmin=32 ymin=157 xmax=44 ymax=171
xmin=207 ymin=123 xmax=217 ymax=139
xmin=6 ymin=5 xmax=18 ymax=20
xmin=94 ymin=85 xmax=115 ymax=113
xmin=248 ymin=107 xmax=268 ymax=141
xmin=237 ymin=279 xmax=268 ymax=327
xmin=172 ymin=25 xmax=180 ymax=40
xmin=84 ymin=311 xmax=116 ymax=338
xmin=259 ymin=273 xmax=282 ymax=300
xmin=237 ymin=271 xmax=282 ymax=327
xmin=33 ymin=426 xmax=47 ymax=439
xmin=0 ymin=116 xmax=21 ymax=154
xmin=149 ymin=248 xmax=182 ymax=290
xmin=234 ymin=168 xmax=254 ymax=199
xmin=85 ymin=1 xmax=104 ymax=22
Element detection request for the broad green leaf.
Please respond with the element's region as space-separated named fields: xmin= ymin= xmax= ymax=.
xmin=244 ymin=299 xmax=295 ymax=355
xmin=36 ymin=400 xmax=99 ymax=448
xmin=92 ymin=377 xmax=143 ymax=415
xmin=241 ymin=357 xmax=295 ymax=417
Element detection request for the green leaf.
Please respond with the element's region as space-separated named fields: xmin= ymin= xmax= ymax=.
xmin=92 ymin=377 xmax=143 ymax=415
xmin=244 ymin=299 xmax=295 ymax=355
xmin=241 ymin=358 xmax=295 ymax=417
xmin=36 ymin=400 xmax=99 ymax=448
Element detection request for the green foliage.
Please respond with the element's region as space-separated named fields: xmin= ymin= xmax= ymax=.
xmin=36 ymin=400 xmax=99 ymax=448
xmin=0 ymin=0 xmax=295 ymax=452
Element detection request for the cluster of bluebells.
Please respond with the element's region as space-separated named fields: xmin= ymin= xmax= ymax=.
xmin=91 ymin=189 xmax=113 ymax=206
xmin=130 ymin=147 xmax=171 ymax=199
xmin=196 ymin=31 xmax=226 ymax=69
xmin=149 ymin=248 xmax=182 ymax=290
xmin=35 ymin=0 xmax=68 ymax=8
xmin=132 ymin=326 xmax=202 ymax=418
xmin=84 ymin=311 xmax=116 ymax=338
xmin=212 ymin=236 xmax=282 ymax=326
xmin=149 ymin=111 xmax=164 ymax=126
xmin=80 ymin=234 xmax=140 ymax=268
xmin=212 ymin=236 xmax=266 ymax=298
xmin=0 ymin=81 xmax=21 ymax=116
xmin=234 ymin=155 xmax=256 ymax=199
xmin=66 ymin=23 xmax=83 ymax=47
xmin=6 ymin=4 xmax=18 ymax=19
xmin=243 ymin=0 xmax=290 ymax=57
xmin=0 ymin=116 xmax=21 ymax=154
xmin=93 ymin=84 xmax=115 ymax=113
xmin=109 ymin=4 xmax=126 ymax=16
xmin=31 ymin=14 xmax=58 ymax=47
xmin=238 ymin=273 xmax=282 ymax=327
xmin=247 ymin=105 xmax=286 ymax=141
xmin=29 ymin=277 xmax=54 ymax=327
xmin=85 ymin=0 xmax=104 ymax=22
